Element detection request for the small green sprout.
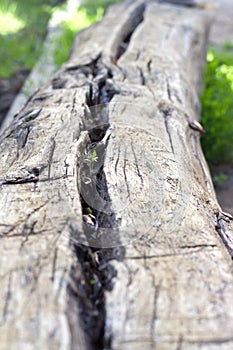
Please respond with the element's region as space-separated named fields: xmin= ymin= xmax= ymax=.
xmin=87 ymin=207 xmax=93 ymax=214
xmin=88 ymin=150 xmax=98 ymax=163
xmin=84 ymin=149 xmax=98 ymax=175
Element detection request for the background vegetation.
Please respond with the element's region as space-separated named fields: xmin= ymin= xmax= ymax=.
xmin=201 ymin=44 xmax=233 ymax=165
xmin=0 ymin=0 xmax=58 ymax=77
xmin=0 ymin=0 xmax=122 ymax=77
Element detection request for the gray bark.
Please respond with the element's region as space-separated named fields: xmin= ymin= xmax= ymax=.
xmin=0 ymin=1 xmax=233 ymax=349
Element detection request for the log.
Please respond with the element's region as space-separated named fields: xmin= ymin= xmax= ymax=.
xmin=0 ymin=0 xmax=233 ymax=349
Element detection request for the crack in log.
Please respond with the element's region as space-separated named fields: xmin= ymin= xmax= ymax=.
xmin=0 ymin=165 xmax=44 ymax=185
xmin=159 ymin=103 xmax=175 ymax=154
xmin=179 ymin=244 xmax=217 ymax=249
xmin=1 ymin=200 xmax=50 ymax=238
xmin=19 ymin=108 xmax=42 ymax=122
xmin=0 ymin=174 xmax=74 ymax=186
xmin=158 ymin=0 xmax=213 ymax=10
xmin=0 ymin=271 xmax=12 ymax=326
xmin=1 ymin=130 xmax=57 ymax=184
xmin=47 ymin=138 xmax=56 ymax=180
xmin=137 ymin=66 xmax=146 ymax=85
xmin=15 ymin=126 xmax=31 ymax=149
xmin=66 ymin=56 xmax=126 ymax=349
xmin=147 ymin=59 xmax=152 ymax=73
xmin=125 ymin=247 xmax=219 ymax=260
xmin=68 ymin=245 xmax=124 ymax=349
xmin=114 ymin=3 xmax=145 ymax=62
xmin=176 ymin=335 xmax=183 ymax=350
xmin=131 ymin=142 xmax=143 ymax=184
xmin=80 ymin=62 xmax=120 ymax=246
xmin=123 ymin=151 xmax=131 ymax=201
xmin=166 ymin=77 xmax=172 ymax=101
xmin=1 ymin=177 xmax=38 ymax=185
xmin=164 ymin=115 xmax=175 ymax=153
xmin=1 ymin=230 xmax=47 ymax=239
xmin=159 ymin=0 xmax=197 ymax=7
xmin=114 ymin=146 xmax=120 ymax=176
xmin=20 ymin=220 xmax=38 ymax=248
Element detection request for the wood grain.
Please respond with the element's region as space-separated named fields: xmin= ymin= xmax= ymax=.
xmin=0 ymin=1 xmax=232 ymax=349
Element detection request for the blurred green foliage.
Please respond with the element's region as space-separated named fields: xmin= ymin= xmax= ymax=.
xmin=201 ymin=45 xmax=233 ymax=164
xmin=0 ymin=0 xmax=62 ymax=77
xmin=0 ymin=0 xmax=122 ymax=78
xmin=80 ymin=0 xmax=123 ymax=15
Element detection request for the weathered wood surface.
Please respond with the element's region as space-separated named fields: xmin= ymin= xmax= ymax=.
xmin=0 ymin=0 xmax=233 ymax=349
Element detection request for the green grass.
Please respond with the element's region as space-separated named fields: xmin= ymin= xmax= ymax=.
xmin=0 ymin=0 xmax=123 ymax=78
xmin=201 ymin=45 xmax=233 ymax=165
xmin=0 ymin=0 xmax=59 ymax=78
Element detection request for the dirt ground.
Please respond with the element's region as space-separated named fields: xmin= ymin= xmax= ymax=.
xmin=210 ymin=164 xmax=233 ymax=215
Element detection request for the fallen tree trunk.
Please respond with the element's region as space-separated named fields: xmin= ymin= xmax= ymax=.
xmin=1 ymin=0 xmax=233 ymax=349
